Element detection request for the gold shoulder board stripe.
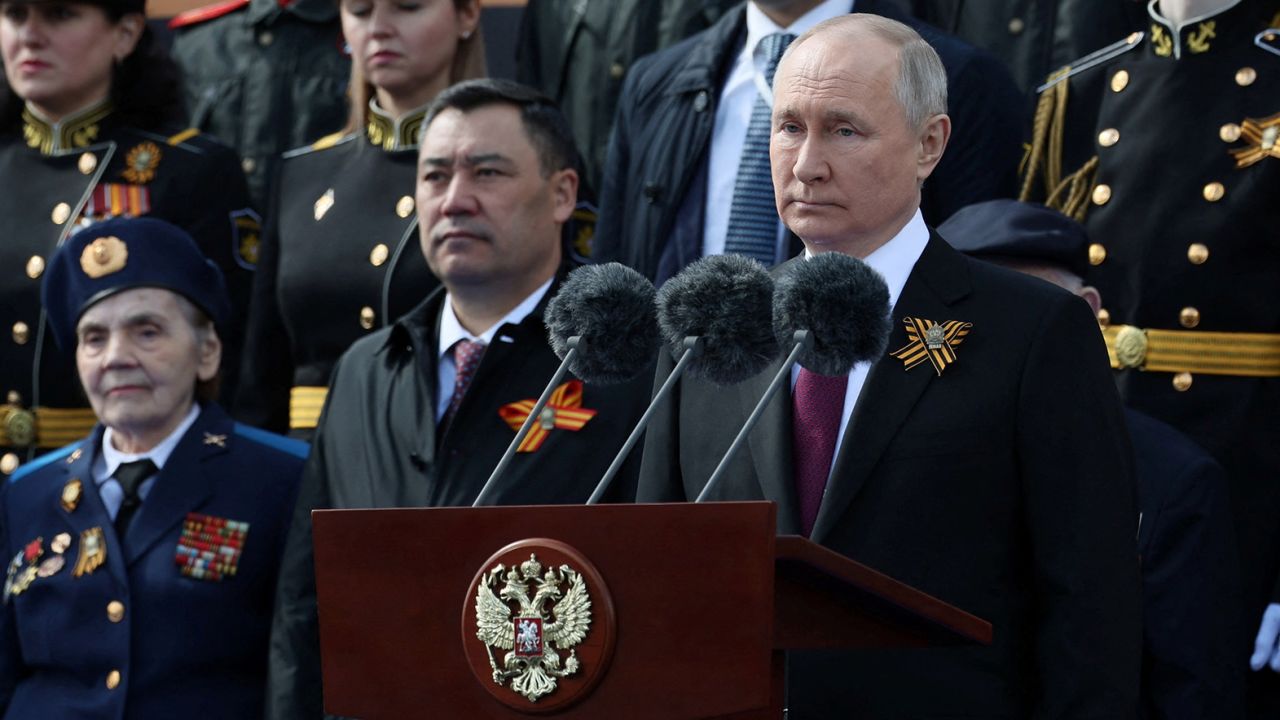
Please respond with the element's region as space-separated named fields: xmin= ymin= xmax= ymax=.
xmin=290 ymin=386 xmax=328 ymax=430
xmin=1037 ymin=32 xmax=1145 ymax=93
xmin=167 ymin=128 xmax=201 ymax=146
xmin=311 ymin=132 xmax=347 ymax=151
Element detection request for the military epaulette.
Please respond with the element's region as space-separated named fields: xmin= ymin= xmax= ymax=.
xmin=1037 ymin=32 xmax=1145 ymax=93
xmin=167 ymin=128 xmax=201 ymax=146
xmin=232 ymin=423 xmax=310 ymax=460
xmin=168 ymin=0 xmax=248 ymax=29
xmin=282 ymin=131 xmax=357 ymax=159
xmin=1257 ymin=29 xmax=1280 ymax=58
xmin=8 ymin=443 xmax=83 ymax=484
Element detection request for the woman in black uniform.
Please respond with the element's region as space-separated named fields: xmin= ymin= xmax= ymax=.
xmin=0 ymin=0 xmax=256 ymax=477
xmin=238 ymin=0 xmax=484 ymax=435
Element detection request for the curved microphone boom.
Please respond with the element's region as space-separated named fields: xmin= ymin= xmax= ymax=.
xmin=696 ymin=252 xmax=891 ymax=502
xmin=472 ymin=263 xmax=659 ymax=507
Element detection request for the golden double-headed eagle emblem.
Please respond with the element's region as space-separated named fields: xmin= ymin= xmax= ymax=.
xmin=474 ymin=553 xmax=593 ymax=702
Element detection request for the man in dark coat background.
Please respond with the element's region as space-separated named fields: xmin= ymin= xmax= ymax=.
xmin=595 ymin=0 xmax=1024 ymax=283
xmin=266 ymin=79 xmax=651 ymax=720
xmin=637 ymin=15 xmax=1140 ymax=718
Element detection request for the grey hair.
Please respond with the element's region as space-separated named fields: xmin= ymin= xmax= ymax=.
xmin=784 ymin=13 xmax=948 ymax=130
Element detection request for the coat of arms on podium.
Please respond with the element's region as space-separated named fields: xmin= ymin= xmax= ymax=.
xmin=474 ymin=553 xmax=593 ymax=702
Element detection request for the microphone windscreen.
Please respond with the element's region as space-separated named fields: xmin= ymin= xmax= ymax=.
xmin=773 ymin=252 xmax=891 ymax=376
xmin=544 ymin=262 xmax=660 ymax=385
xmin=656 ymin=254 xmax=779 ymax=385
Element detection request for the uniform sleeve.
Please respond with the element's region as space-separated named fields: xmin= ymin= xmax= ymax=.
xmin=1141 ymin=455 xmax=1244 ymax=719
xmin=234 ymin=185 xmax=293 ymax=432
xmin=0 ymin=483 xmax=24 ymax=712
xmin=266 ymin=383 xmax=334 ymax=720
xmin=1016 ymin=292 xmax=1142 ymax=718
xmin=921 ymin=46 xmax=1024 ymax=223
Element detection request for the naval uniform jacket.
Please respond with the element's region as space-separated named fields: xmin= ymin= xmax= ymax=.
xmin=1019 ymin=0 xmax=1280 ymax=678
xmin=637 ymin=234 xmax=1142 ymax=718
xmin=595 ymin=0 xmax=1026 ymax=283
xmin=0 ymin=106 xmax=258 ymax=473
xmin=237 ymin=109 xmax=436 ymax=434
xmin=0 ymin=403 xmax=306 ymax=719
xmin=267 ymin=279 xmax=652 ymax=720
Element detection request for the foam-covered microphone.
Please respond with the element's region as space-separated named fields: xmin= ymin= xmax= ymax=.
xmin=472 ymin=263 xmax=659 ymax=506
xmin=584 ymin=254 xmax=780 ymax=503
xmin=696 ymin=251 xmax=890 ymax=501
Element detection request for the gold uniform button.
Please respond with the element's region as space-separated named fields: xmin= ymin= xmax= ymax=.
xmin=0 ymin=453 xmax=18 ymax=476
xmin=106 ymin=670 xmax=121 ymax=690
xmin=258 ymin=30 xmax=274 ymax=46
xmin=1188 ymin=243 xmax=1209 ymax=264
xmin=1203 ymin=182 xmax=1225 ymax=202
xmin=7 ymin=391 xmax=20 ymax=404
xmin=1110 ymin=70 xmax=1130 ymax=92
xmin=609 ymin=62 xmax=626 ymax=79
xmin=1179 ymin=307 xmax=1201 ymax=328
xmin=1172 ymin=372 xmax=1193 ymax=392
xmin=1092 ymin=184 xmax=1112 ymax=206
xmin=1008 ymin=17 xmax=1025 ymax=34
xmin=1098 ymin=128 xmax=1120 ymax=147
xmin=12 ymin=322 xmax=29 ymax=345
xmin=1096 ymin=308 xmax=1111 ymax=327
xmin=78 ymin=152 xmax=97 ymax=175
xmin=369 ymin=243 xmax=389 ymax=267
xmin=107 ymin=600 xmax=125 ymax=623
xmin=241 ymin=157 xmax=256 ymax=175
xmin=359 ymin=306 xmax=375 ymax=330
xmin=51 ymin=202 xmax=71 ymax=225
xmin=1236 ymin=67 xmax=1257 ymax=87
xmin=395 ymin=195 xmax=414 ymax=218
xmin=1220 ymin=123 xmax=1242 ymax=143
xmin=25 ymin=255 xmax=45 ymax=279
xmin=1088 ymin=243 xmax=1107 ymax=265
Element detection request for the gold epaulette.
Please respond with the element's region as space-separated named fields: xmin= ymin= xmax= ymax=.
xmin=311 ymin=132 xmax=347 ymax=151
xmin=167 ymin=128 xmax=201 ymax=146
xmin=289 ymin=386 xmax=328 ymax=430
xmin=281 ymin=132 xmax=356 ymax=160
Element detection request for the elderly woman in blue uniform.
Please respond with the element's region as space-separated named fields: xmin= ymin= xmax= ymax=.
xmin=0 ymin=217 xmax=306 ymax=719
xmin=237 ymin=0 xmax=484 ymax=436
xmin=0 ymin=0 xmax=258 ymax=476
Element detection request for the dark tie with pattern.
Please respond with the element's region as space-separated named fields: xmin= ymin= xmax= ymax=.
xmin=792 ymin=367 xmax=848 ymax=536
xmin=114 ymin=458 xmax=157 ymax=538
xmin=723 ymin=31 xmax=797 ymax=264
xmin=444 ymin=339 xmax=487 ymax=425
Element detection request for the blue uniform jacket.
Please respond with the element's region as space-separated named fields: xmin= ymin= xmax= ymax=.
xmin=0 ymin=403 xmax=306 ymax=719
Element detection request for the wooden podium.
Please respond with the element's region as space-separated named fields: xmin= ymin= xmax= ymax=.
xmin=312 ymin=501 xmax=990 ymax=719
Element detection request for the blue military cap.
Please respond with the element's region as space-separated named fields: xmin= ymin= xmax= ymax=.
xmin=41 ymin=217 xmax=230 ymax=350
xmin=938 ymin=199 xmax=1090 ymax=278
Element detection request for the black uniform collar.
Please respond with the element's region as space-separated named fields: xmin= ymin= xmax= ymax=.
xmin=366 ymin=100 xmax=427 ymax=152
xmin=22 ymin=100 xmax=114 ymax=155
xmin=1145 ymin=0 xmax=1258 ymax=60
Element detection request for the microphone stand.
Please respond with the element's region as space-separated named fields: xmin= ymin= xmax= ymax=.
xmin=695 ymin=330 xmax=811 ymax=502
xmin=586 ymin=336 xmax=705 ymax=504
xmin=472 ymin=336 xmax=585 ymax=507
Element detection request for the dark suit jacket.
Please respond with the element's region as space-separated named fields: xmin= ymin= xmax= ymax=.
xmin=638 ymin=234 xmax=1142 ymax=718
xmin=0 ymin=403 xmax=306 ymax=719
xmin=267 ymin=280 xmax=652 ymax=720
xmin=596 ymin=1 xmax=1025 ymax=283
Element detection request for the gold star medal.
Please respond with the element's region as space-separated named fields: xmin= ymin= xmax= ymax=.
xmin=889 ymin=317 xmax=973 ymax=376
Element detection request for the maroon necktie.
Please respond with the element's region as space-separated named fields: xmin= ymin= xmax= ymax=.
xmin=445 ymin=339 xmax=487 ymax=424
xmin=792 ymin=367 xmax=848 ymax=536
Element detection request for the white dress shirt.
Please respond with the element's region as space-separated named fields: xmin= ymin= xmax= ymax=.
xmin=702 ymin=0 xmax=854 ymax=262
xmin=93 ymin=403 xmax=201 ymax=520
xmin=791 ymin=209 xmax=931 ymax=473
xmin=435 ymin=277 xmax=555 ymax=421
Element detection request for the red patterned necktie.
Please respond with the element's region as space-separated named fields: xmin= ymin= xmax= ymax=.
xmin=445 ymin=339 xmax=487 ymax=423
xmin=792 ymin=367 xmax=848 ymax=536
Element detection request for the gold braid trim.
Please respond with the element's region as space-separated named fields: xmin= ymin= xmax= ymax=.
xmin=1046 ymin=155 xmax=1099 ymax=221
xmin=1018 ymin=67 xmax=1070 ymax=202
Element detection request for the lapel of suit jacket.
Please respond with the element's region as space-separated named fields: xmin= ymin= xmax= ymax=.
xmin=123 ymin=405 xmax=227 ymax=567
xmin=810 ymin=233 xmax=973 ymax=543
xmin=57 ymin=431 xmax=129 ymax=590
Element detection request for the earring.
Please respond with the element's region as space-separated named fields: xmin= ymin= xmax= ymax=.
xmin=461 ymin=30 xmax=473 ymax=40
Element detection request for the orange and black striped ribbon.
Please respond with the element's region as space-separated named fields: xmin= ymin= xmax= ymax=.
xmin=498 ymin=380 xmax=597 ymax=453
xmin=889 ymin=318 xmax=973 ymax=376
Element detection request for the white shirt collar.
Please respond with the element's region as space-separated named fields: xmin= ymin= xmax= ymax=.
xmin=437 ymin=277 xmax=555 ymax=359
xmin=804 ymin=208 xmax=930 ymax=311
xmin=743 ymin=0 xmax=854 ymax=66
xmin=101 ymin=403 xmax=201 ymax=477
